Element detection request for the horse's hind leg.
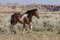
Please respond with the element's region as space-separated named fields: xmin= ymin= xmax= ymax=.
xmin=22 ymin=24 xmax=25 ymax=35
xmin=10 ymin=24 xmax=16 ymax=34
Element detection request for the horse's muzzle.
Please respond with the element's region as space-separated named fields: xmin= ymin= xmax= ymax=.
xmin=37 ymin=16 xmax=40 ymax=19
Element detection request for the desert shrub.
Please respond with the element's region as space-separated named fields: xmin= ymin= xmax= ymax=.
xmin=32 ymin=14 xmax=60 ymax=32
xmin=43 ymin=21 xmax=54 ymax=31
xmin=0 ymin=13 xmax=60 ymax=34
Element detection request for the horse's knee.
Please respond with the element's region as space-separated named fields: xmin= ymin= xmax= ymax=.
xmin=29 ymin=25 xmax=33 ymax=30
xmin=31 ymin=25 xmax=33 ymax=29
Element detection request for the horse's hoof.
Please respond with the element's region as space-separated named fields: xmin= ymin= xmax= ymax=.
xmin=11 ymin=31 xmax=16 ymax=34
xmin=27 ymin=31 xmax=32 ymax=34
xmin=14 ymin=32 xmax=16 ymax=34
xmin=21 ymin=32 xmax=24 ymax=35
xmin=27 ymin=32 xmax=30 ymax=34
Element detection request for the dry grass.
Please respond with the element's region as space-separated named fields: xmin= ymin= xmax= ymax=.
xmin=0 ymin=4 xmax=60 ymax=40
xmin=0 ymin=31 xmax=60 ymax=40
xmin=0 ymin=12 xmax=60 ymax=40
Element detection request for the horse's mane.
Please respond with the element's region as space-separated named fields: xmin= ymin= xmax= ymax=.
xmin=25 ymin=9 xmax=37 ymax=14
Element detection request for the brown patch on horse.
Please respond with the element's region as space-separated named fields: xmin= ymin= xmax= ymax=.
xmin=11 ymin=12 xmax=24 ymax=25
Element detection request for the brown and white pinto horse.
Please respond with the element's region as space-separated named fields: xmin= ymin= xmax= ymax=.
xmin=10 ymin=9 xmax=40 ymax=34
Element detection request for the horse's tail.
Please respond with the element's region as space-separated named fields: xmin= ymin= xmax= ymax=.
xmin=10 ymin=14 xmax=15 ymax=25
xmin=10 ymin=19 xmax=16 ymax=34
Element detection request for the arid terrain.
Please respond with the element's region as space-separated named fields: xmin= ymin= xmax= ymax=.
xmin=0 ymin=4 xmax=60 ymax=40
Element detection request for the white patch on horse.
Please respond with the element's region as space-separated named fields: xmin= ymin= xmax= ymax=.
xmin=31 ymin=25 xmax=33 ymax=29
xmin=19 ymin=14 xmax=28 ymax=22
xmin=30 ymin=25 xmax=33 ymax=32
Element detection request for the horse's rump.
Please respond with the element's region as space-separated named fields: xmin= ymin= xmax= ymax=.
xmin=11 ymin=12 xmax=23 ymax=25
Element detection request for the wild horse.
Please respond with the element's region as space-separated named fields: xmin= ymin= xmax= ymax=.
xmin=10 ymin=9 xmax=40 ymax=34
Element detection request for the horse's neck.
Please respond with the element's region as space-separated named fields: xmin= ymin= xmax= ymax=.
xmin=28 ymin=14 xmax=33 ymax=20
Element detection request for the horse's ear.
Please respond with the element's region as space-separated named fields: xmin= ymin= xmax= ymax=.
xmin=34 ymin=9 xmax=37 ymax=11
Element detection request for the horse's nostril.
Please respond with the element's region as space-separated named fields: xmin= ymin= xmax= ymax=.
xmin=37 ymin=16 xmax=40 ymax=19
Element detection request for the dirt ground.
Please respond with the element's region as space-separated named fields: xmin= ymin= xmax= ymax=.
xmin=0 ymin=31 xmax=60 ymax=40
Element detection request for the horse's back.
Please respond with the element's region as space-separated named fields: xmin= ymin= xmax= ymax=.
xmin=11 ymin=12 xmax=23 ymax=25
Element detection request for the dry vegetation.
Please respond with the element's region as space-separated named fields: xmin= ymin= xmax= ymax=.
xmin=0 ymin=12 xmax=60 ymax=40
xmin=0 ymin=4 xmax=60 ymax=40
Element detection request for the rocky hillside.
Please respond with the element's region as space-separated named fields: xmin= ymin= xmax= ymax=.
xmin=39 ymin=5 xmax=60 ymax=12
xmin=0 ymin=4 xmax=60 ymax=12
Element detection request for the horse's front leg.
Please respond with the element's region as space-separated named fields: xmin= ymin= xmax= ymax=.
xmin=22 ymin=24 xmax=25 ymax=35
xmin=29 ymin=24 xmax=33 ymax=33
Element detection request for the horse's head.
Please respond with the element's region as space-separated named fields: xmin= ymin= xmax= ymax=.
xmin=26 ymin=9 xmax=40 ymax=19
xmin=32 ymin=9 xmax=40 ymax=19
